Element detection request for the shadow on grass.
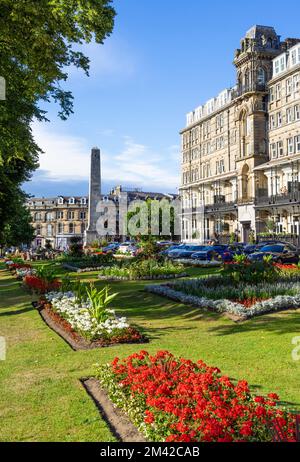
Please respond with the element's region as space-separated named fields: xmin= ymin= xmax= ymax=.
xmin=208 ymin=311 xmax=300 ymax=337
xmin=0 ymin=305 xmax=34 ymax=317
xmin=115 ymin=289 xmax=223 ymax=323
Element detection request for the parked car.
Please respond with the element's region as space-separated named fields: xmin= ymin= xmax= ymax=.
xmin=168 ymin=245 xmax=209 ymax=260
xmin=244 ymin=241 xmax=293 ymax=255
xmin=221 ymin=243 xmax=246 ymax=262
xmin=156 ymin=241 xmax=174 ymax=247
xmin=161 ymin=244 xmax=186 ymax=257
xmin=191 ymin=245 xmax=229 ymax=261
xmin=102 ymin=243 xmax=120 ymax=253
xmin=248 ymin=244 xmax=299 ymax=264
xmin=118 ymin=242 xmax=137 ymax=255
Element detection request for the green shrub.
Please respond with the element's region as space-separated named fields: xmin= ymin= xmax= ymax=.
xmin=221 ymin=255 xmax=279 ymax=284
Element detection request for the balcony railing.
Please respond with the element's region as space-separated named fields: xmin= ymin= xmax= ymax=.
xmin=205 ymin=196 xmax=237 ymax=213
xmin=256 ymin=191 xmax=300 ymax=206
xmin=232 ymin=83 xmax=267 ymax=98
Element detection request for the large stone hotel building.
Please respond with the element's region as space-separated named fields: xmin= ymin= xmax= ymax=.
xmin=180 ymin=25 xmax=300 ymax=245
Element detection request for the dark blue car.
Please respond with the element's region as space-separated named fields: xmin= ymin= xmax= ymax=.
xmin=191 ymin=245 xmax=229 ymax=261
xmin=248 ymin=244 xmax=299 ymax=263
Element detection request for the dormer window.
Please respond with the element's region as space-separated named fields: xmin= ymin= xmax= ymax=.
xmin=80 ymin=197 xmax=87 ymax=205
xmin=69 ymin=197 xmax=75 ymax=205
xmin=58 ymin=196 xmax=64 ymax=205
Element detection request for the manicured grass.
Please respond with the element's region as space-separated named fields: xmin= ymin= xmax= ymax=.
xmin=0 ymin=261 xmax=299 ymax=442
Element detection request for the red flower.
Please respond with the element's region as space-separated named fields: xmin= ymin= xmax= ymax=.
xmin=107 ymin=350 xmax=297 ymax=443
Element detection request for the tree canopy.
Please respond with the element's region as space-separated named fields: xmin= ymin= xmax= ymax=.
xmin=0 ymin=0 xmax=116 ymax=246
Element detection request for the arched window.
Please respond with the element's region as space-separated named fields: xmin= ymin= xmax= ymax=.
xmin=257 ymin=67 xmax=265 ymax=86
xmin=244 ymin=69 xmax=250 ymax=91
xmin=69 ymin=223 xmax=74 ymax=234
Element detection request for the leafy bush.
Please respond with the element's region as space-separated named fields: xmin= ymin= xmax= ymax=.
xmin=98 ymin=258 xmax=184 ymax=280
xmin=86 ymin=284 xmax=118 ymax=323
xmin=59 ymin=253 xmax=114 ymax=269
xmin=221 ymin=255 xmax=279 ymax=284
xmin=69 ymin=236 xmax=83 ymax=257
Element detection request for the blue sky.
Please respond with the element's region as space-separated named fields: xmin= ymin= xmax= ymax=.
xmin=25 ymin=0 xmax=300 ymax=197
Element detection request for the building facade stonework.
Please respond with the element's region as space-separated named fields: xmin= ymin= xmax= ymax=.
xmin=28 ymin=196 xmax=88 ymax=249
xmin=180 ymin=25 xmax=300 ymax=244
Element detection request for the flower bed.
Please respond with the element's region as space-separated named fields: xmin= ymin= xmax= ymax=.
xmin=146 ymin=277 xmax=300 ymax=319
xmin=95 ymin=350 xmax=298 ymax=442
xmin=98 ymin=259 xmax=186 ymax=281
xmin=23 ymin=274 xmax=61 ymax=294
xmin=40 ymin=290 xmax=145 ymax=346
xmin=59 ymin=254 xmax=114 ymax=271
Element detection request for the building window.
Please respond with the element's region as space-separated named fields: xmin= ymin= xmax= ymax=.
xmin=293 ymin=74 xmax=299 ymax=92
xmin=35 ymin=212 xmax=42 ymax=221
xmin=47 ymin=224 xmax=52 ymax=237
xmin=277 ymin=112 xmax=282 ymax=127
xmin=275 ymin=83 xmax=281 ymax=100
xmin=277 ymin=141 xmax=284 ymax=157
xmin=257 ymin=67 xmax=265 ymax=85
xmin=288 ymin=138 xmax=294 ymax=155
xmin=69 ymin=223 xmax=74 ymax=234
xmin=286 ymin=107 xmax=293 ymax=124
xmin=286 ymin=78 xmax=292 ymax=96
xmin=295 ymin=135 xmax=300 ymax=153
xmin=57 ymin=223 xmax=63 ymax=234
xmin=295 ymin=104 xmax=300 ymax=121
xmin=67 ymin=211 xmax=75 ymax=220
xmin=81 ymin=223 xmax=86 ymax=234
xmin=56 ymin=211 xmax=64 ymax=219
xmin=45 ymin=212 xmax=52 ymax=222
xmin=269 ymin=115 xmax=275 ymax=130
xmin=68 ymin=197 xmax=75 ymax=205
xmin=291 ymin=49 xmax=297 ymax=66
xmin=270 ymin=143 xmax=277 ymax=158
xmin=36 ymin=225 xmax=41 ymax=235
xmin=79 ymin=211 xmax=86 ymax=220
xmin=57 ymin=197 xmax=64 ymax=205
xmin=269 ymin=87 xmax=274 ymax=102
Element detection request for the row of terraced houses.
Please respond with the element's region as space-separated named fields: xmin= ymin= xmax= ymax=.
xmin=180 ymin=25 xmax=300 ymax=245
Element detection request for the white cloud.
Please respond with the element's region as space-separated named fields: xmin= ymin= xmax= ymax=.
xmin=68 ymin=39 xmax=137 ymax=79
xmin=32 ymin=122 xmax=180 ymax=192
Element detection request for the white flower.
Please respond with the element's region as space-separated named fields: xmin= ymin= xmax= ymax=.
xmin=46 ymin=291 xmax=129 ymax=339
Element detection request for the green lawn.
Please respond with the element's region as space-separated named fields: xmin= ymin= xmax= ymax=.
xmin=0 ymin=261 xmax=300 ymax=442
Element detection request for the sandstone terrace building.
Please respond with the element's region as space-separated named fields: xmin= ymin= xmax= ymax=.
xmin=180 ymin=25 xmax=300 ymax=245
xmin=28 ymin=186 xmax=178 ymax=249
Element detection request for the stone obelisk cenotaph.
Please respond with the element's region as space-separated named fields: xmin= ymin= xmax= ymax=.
xmin=85 ymin=147 xmax=101 ymax=245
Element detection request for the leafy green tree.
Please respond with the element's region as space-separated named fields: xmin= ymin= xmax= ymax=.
xmin=127 ymin=199 xmax=176 ymax=240
xmin=69 ymin=236 xmax=83 ymax=257
xmin=0 ymin=196 xmax=35 ymax=247
xmin=0 ymin=0 xmax=116 ymax=241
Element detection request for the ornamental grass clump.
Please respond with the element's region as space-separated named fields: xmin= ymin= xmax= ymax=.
xmin=95 ymin=350 xmax=298 ymax=442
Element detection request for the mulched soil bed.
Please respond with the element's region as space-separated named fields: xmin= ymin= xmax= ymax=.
xmin=33 ymin=302 xmax=148 ymax=351
xmin=82 ymin=378 xmax=146 ymax=442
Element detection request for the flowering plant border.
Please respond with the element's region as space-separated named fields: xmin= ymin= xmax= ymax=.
xmin=145 ymin=283 xmax=300 ymax=319
xmin=95 ymin=350 xmax=298 ymax=442
xmin=37 ymin=291 xmax=147 ymax=348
